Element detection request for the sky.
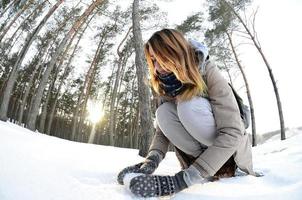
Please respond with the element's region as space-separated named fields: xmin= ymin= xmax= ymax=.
xmin=1 ymin=121 xmax=302 ymax=200
xmin=233 ymin=0 xmax=302 ymax=134
xmin=153 ymin=0 xmax=302 ymax=134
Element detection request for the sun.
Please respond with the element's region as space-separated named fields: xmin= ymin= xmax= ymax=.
xmin=87 ymin=99 xmax=103 ymax=124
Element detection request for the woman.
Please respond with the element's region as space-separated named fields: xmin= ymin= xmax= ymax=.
xmin=117 ymin=28 xmax=256 ymax=198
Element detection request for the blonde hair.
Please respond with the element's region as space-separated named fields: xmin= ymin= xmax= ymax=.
xmin=144 ymin=28 xmax=207 ymax=101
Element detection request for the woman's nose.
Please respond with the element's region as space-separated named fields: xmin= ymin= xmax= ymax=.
xmin=154 ymin=60 xmax=168 ymax=74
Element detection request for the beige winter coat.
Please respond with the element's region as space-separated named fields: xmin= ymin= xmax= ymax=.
xmin=148 ymin=60 xmax=256 ymax=178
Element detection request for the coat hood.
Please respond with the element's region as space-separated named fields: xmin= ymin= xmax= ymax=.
xmin=188 ymin=39 xmax=209 ymax=73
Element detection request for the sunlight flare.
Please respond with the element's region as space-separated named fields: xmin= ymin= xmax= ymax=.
xmin=87 ymin=99 xmax=103 ymax=124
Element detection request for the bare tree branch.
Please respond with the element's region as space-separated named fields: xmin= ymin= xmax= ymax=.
xmin=233 ymin=29 xmax=249 ymax=36
xmin=252 ymin=7 xmax=259 ymax=38
xmin=236 ymin=42 xmax=254 ymax=47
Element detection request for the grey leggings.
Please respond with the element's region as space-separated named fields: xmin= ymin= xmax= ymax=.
xmin=156 ymin=97 xmax=216 ymax=158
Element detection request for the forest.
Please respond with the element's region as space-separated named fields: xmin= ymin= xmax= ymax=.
xmin=0 ymin=0 xmax=286 ymax=157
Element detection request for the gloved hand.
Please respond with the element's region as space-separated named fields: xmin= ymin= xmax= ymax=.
xmin=117 ymin=150 xmax=162 ymax=185
xmin=126 ymin=165 xmax=206 ymax=197
xmin=128 ymin=171 xmax=188 ymax=197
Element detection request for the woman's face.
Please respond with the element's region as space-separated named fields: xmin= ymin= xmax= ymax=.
xmin=149 ymin=47 xmax=170 ymax=75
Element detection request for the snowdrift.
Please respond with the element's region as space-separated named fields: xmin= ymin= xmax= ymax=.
xmin=0 ymin=121 xmax=301 ymax=200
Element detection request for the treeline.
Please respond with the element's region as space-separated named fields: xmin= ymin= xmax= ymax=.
xmin=0 ymin=0 xmax=285 ymax=156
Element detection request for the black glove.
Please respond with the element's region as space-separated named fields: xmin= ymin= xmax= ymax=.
xmin=117 ymin=153 xmax=161 ymax=185
xmin=129 ymin=171 xmax=188 ymax=197
xmin=138 ymin=153 xmax=160 ymax=174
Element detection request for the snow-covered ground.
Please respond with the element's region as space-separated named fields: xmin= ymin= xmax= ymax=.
xmin=0 ymin=121 xmax=301 ymax=200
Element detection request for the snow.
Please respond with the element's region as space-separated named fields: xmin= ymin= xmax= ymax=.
xmin=0 ymin=121 xmax=302 ymax=200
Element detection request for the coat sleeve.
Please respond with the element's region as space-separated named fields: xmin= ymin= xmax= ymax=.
xmin=147 ymin=96 xmax=172 ymax=157
xmin=148 ymin=124 xmax=170 ymax=157
xmin=192 ymin=61 xmax=245 ymax=178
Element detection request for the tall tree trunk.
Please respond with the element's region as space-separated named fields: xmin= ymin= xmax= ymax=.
xmin=108 ymin=26 xmax=132 ymax=145
xmin=132 ymin=0 xmax=153 ymax=156
xmin=0 ymin=0 xmax=34 ymax=43
xmin=222 ymin=0 xmax=285 ymax=140
xmin=88 ymin=123 xmax=96 ymax=143
xmin=8 ymin=96 xmax=17 ymax=121
xmin=6 ymin=28 xmax=23 ymax=54
xmin=134 ymin=109 xmax=140 ymax=149
xmin=226 ymin=31 xmax=257 ymax=146
xmin=223 ymin=61 xmax=234 ymax=86
xmin=27 ymin=0 xmax=104 ymax=131
xmin=78 ymin=34 xmax=105 ymax=142
xmin=71 ymin=90 xmax=84 ymax=140
xmin=113 ymin=62 xmax=127 ymax=135
xmin=38 ymin=83 xmax=51 ymax=132
xmin=17 ymin=64 xmax=39 ymax=125
xmin=10 ymin=80 xmax=25 ymax=122
xmin=0 ymin=0 xmax=64 ymax=121
xmin=39 ymin=66 xmax=59 ymax=133
xmin=108 ymin=60 xmax=123 ymax=145
xmin=18 ymin=43 xmax=51 ymax=125
xmin=128 ymin=77 xmax=136 ymax=148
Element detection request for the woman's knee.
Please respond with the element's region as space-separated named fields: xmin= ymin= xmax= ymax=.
xmin=177 ymin=97 xmax=213 ymax=116
xmin=155 ymin=102 xmax=176 ymax=126
xmin=177 ymin=97 xmax=216 ymax=140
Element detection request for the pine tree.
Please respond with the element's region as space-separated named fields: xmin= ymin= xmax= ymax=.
xmin=0 ymin=0 xmax=64 ymax=121
xmin=26 ymin=0 xmax=106 ymax=131
xmin=132 ymin=0 xmax=153 ymax=156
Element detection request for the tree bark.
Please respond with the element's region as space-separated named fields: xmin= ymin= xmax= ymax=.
xmin=132 ymin=0 xmax=153 ymax=156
